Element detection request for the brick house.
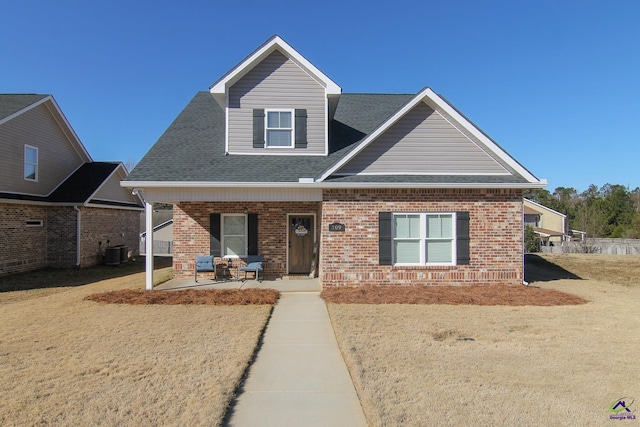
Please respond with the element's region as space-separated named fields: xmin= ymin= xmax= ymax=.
xmin=0 ymin=94 xmax=143 ymax=276
xmin=123 ymin=35 xmax=546 ymax=290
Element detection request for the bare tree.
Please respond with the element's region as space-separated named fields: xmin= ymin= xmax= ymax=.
xmin=124 ymin=158 xmax=137 ymax=173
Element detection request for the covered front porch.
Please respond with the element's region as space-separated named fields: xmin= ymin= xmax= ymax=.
xmin=133 ymin=186 xmax=324 ymax=291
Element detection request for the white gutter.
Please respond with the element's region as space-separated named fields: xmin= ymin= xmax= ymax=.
xmin=122 ymin=179 xmax=548 ymax=190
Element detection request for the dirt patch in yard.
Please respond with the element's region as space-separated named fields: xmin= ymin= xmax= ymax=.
xmin=321 ymin=284 xmax=587 ymax=306
xmin=85 ymin=288 xmax=279 ymax=305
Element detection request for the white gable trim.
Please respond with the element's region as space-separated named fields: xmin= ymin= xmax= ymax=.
xmin=210 ymin=35 xmax=341 ymax=98
xmin=86 ymin=163 xmax=133 ymax=205
xmin=318 ymin=87 xmax=541 ymax=184
xmin=524 ymin=198 xmax=567 ymax=218
xmin=0 ymin=95 xmax=50 ymax=126
xmin=44 ymin=97 xmax=93 ymax=162
xmin=1 ymin=95 xmax=93 ymax=162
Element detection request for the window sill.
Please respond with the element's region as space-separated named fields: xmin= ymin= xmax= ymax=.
xmin=392 ymin=264 xmax=457 ymax=270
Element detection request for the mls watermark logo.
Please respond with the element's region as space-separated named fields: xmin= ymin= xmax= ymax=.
xmin=610 ymin=397 xmax=636 ymax=421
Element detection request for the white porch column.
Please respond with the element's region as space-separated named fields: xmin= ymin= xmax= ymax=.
xmin=145 ymin=201 xmax=154 ymax=291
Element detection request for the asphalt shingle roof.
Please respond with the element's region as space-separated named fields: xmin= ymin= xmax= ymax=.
xmin=126 ymin=91 xmax=527 ymax=185
xmin=127 ymin=92 xmax=415 ymax=182
xmin=48 ymin=162 xmax=120 ymax=203
xmin=0 ymin=94 xmax=49 ymax=120
xmin=0 ymin=162 xmax=141 ymax=207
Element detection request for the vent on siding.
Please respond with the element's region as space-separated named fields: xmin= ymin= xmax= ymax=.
xmin=26 ymin=220 xmax=43 ymax=227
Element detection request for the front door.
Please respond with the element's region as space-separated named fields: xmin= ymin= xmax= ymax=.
xmin=289 ymin=215 xmax=314 ymax=274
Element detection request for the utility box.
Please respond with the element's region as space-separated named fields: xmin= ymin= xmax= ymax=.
xmin=104 ymin=247 xmax=120 ymax=266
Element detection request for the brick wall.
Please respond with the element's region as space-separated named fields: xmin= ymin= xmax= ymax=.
xmin=173 ymin=201 xmax=321 ymax=279
xmin=320 ymin=188 xmax=524 ymax=286
xmin=0 ymin=203 xmax=48 ymax=275
xmin=0 ymin=204 xmax=141 ymax=276
xmin=79 ymin=207 xmax=140 ymax=267
xmin=46 ymin=206 xmax=77 ymax=268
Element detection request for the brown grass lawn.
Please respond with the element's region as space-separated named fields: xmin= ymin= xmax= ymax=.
xmin=0 ymin=260 xmax=274 ymax=426
xmin=327 ymin=254 xmax=640 ymax=426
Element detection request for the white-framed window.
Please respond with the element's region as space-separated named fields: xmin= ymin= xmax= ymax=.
xmin=222 ymin=214 xmax=247 ymax=257
xmin=24 ymin=145 xmax=38 ymax=181
xmin=393 ymin=213 xmax=456 ymax=265
xmin=265 ymin=109 xmax=294 ymax=147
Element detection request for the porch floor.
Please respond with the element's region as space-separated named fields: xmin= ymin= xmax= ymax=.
xmin=155 ymin=276 xmax=321 ymax=292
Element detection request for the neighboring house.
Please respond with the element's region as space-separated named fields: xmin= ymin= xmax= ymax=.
xmin=0 ymin=94 xmax=143 ymax=276
xmin=523 ymin=198 xmax=567 ymax=245
xmin=139 ymin=217 xmax=173 ymax=256
xmin=123 ymin=35 xmax=546 ymax=290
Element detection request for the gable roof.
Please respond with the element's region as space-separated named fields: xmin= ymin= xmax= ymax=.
xmin=125 ymin=92 xmax=413 ymax=184
xmin=209 ymin=35 xmax=341 ymax=118
xmin=0 ymin=94 xmax=49 ymax=122
xmin=49 ymin=162 xmax=119 ymax=202
xmin=0 ymin=93 xmax=92 ymax=162
xmin=124 ymin=37 xmax=545 ymax=190
xmin=125 ymin=90 xmax=544 ymax=189
xmin=524 ymin=198 xmax=567 ymax=218
xmin=0 ymin=162 xmax=142 ymax=208
xmin=318 ymin=87 xmax=540 ymax=184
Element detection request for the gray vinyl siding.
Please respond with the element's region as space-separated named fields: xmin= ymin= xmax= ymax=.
xmin=337 ymin=102 xmax=509 ymax=175
xmin=93 ymin=171 xmax=137 ymax=204
xmin=0 ymin=104 xmax=85 ymax=195
xmin=228 ymin=50 xmax=326 ymax=154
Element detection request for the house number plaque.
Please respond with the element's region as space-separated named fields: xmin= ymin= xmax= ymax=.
xmin=328 ymin=223 xmax=345 ymax=232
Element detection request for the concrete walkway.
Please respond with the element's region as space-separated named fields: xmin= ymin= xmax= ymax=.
xmin=224 ymin=292 xmax=368 ymax=427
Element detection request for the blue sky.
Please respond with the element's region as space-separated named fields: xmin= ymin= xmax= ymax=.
xmin=2 ymin=0 xmax=638 ymax=192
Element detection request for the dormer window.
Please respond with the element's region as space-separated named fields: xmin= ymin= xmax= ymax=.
xmin=265 ymin=110 xmax=294 ymax=147
xmin=252 ymin=108 xmax=307 ymax=150
xmin=24 ymin=145 xmax=38 ymax=181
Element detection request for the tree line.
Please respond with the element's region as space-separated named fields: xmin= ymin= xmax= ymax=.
xmin=524 ymin=184 xmax=640 ymax=239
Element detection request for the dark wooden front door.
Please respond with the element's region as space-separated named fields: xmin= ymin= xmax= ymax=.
xmin=289 ymin=215 xmax=314 ymax=274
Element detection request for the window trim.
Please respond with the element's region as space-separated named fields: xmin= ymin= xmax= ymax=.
xmin=24 ymin=145 xmax=38 ymax=182
xmin=392 ymin=212 xmax=457 ymax=266
xmin=221 ymin=214 xmax=248 ymax=258
xmin=264 ymin=109 xmax=295 ymax=148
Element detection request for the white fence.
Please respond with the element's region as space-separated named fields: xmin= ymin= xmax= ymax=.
xmin=541 ymin=238 xmax=640 ymax=254
xmin=139 ymin=238 xmax=173 ymax=256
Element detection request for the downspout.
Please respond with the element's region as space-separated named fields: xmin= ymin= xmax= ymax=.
xmin=522 ymin=199 xmax=529 ymax=286
xmin=74 ymin=206 xmax=81 ymax=267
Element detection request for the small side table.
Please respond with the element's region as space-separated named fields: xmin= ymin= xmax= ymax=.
xmin=216 ymin=263 xmax=234 ymax=281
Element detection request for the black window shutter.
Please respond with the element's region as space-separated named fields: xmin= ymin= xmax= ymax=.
xmin=456 ymin=211 xmax=470 ymax=265
xmin=210 ymin=213 xmax=221 ymax=257
xmin=295 ymin=109 xmax=307 ymax=149
xmin=253 ymin=109 xmax=265 ymax=148
xmin=248 ymin=214 xmax=258 ymax=256
xmin=379 ymin=212 xmax=393 ymax=265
